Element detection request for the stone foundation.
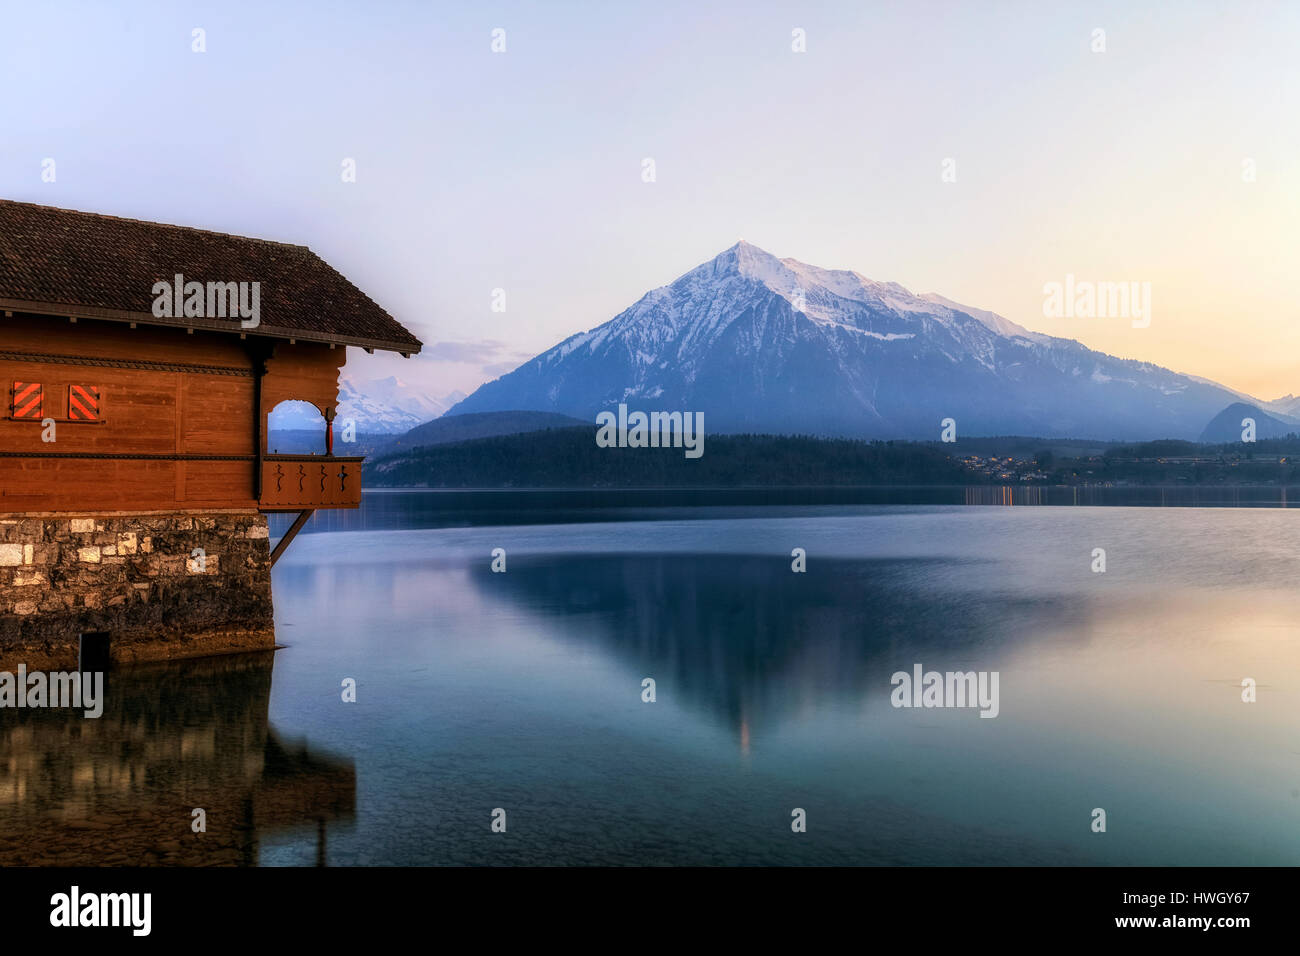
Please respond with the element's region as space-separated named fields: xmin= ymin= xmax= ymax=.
xmin=0 ymin=512 xmax=275 ymax=669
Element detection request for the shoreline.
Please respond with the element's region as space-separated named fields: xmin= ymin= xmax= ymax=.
xmin=0 ymin=628 xmax=277 ymax=672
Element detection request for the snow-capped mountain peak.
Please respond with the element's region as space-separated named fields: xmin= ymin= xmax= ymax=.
xmin=268 ymin=373 xmax=460 ymax=434
xmin=448 ymin=241 xmax=1259 ymax=440
xmin=917 ymin=292 xmax=1043 ymax=341
xmin=336 ymin=375 xmax=465 ymax=433
xmin=696 ymin=242 xmax=1041 ymax=344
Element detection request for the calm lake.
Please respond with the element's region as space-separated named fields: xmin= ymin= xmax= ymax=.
xmin=5 ymin=489 xmax=1300 ymax=865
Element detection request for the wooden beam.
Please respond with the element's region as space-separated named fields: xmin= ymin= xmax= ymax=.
xmin=249 ymin=340 xmax=272 ymax=499
xmin=270 ymin=509 xmax=315 ymax=567
xmin=0 ymin=295 xmax=423 ymax=354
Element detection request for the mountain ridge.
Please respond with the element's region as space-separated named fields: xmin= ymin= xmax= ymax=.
xmin=268 ymin=373 xmax=464 ymax=434
xmin=448 ymin=241 xmax=1267 ymax=441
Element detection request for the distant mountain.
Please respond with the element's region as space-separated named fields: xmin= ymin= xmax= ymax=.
xmin=449 ymin=241 xmax=1256 ymax=441
xmin=1198 ymin=402 xmax=1299 ymax=443
xmin=266 ymin=428 xmax=391 ymax=457
xmin=337 ymin=376 xmax=464 ymax=433
xmin=1263 ymin=393 xmax=1300 ymax=419
xmin=268 ymin=374 xmax=464 ymax=434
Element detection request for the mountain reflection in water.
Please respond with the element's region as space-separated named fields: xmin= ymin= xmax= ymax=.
xmin=262 ymin=503 xmax=1300 ymax=866
xmin=472 ymin=553 xmax=1079 ymax=742
xmin=8 ymin=498 xmax=1300 ymax=866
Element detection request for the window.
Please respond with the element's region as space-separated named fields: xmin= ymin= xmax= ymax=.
xmin=67 ymin=384 xmax=101 ymax=421
xmin=11 ymin=381 xmax=42 ymax=419
xmin=7 ymin=383 xmax=104 ymax=421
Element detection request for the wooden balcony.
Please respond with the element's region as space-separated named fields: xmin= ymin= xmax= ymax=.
xmin=259 ymin=455 xmax=363 ymax=511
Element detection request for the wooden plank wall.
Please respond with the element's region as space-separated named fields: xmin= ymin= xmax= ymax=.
xmin=0 ymin=313 xmax=346 ymax=512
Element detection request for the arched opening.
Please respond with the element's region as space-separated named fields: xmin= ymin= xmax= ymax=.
xmin=267 ymin=399 xmax=330 ymax=455
xmin=255 ymin=344 xmax=355 ymax=512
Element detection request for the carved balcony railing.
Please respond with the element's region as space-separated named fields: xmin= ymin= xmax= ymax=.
xmin=259 ymin=455 xmax=363 ymax=511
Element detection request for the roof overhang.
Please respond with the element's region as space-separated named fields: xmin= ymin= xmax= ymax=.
xmin=0 ymin=297 xmax=422 ymax=358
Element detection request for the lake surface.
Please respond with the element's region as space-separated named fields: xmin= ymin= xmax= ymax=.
xmin=5 ymin=491 xmax=1300 ymax=865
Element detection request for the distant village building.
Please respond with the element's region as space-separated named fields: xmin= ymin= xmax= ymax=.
xmin=0 ymin=200 xmax=422 ymax=667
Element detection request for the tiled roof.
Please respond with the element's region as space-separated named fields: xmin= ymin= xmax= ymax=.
xmin=0 ymin=200 xmax=422 ymax=354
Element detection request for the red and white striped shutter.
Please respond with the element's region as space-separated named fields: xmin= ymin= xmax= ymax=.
xmin=67 ymin=384 xmax=101 ymax=421
xmin=11 ymin=382 xmax=42 ymax=419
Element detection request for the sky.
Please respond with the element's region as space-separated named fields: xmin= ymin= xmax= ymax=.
xmin=2 ymin=0 xmax=1297 ymax=402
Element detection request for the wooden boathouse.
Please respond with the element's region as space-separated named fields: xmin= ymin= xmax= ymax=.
xmin=0 ymin=200 xmax=422 ymax=667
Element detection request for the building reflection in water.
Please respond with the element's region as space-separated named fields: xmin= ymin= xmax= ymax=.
xmin=0 ymin=651 xmax=354 ymax=866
